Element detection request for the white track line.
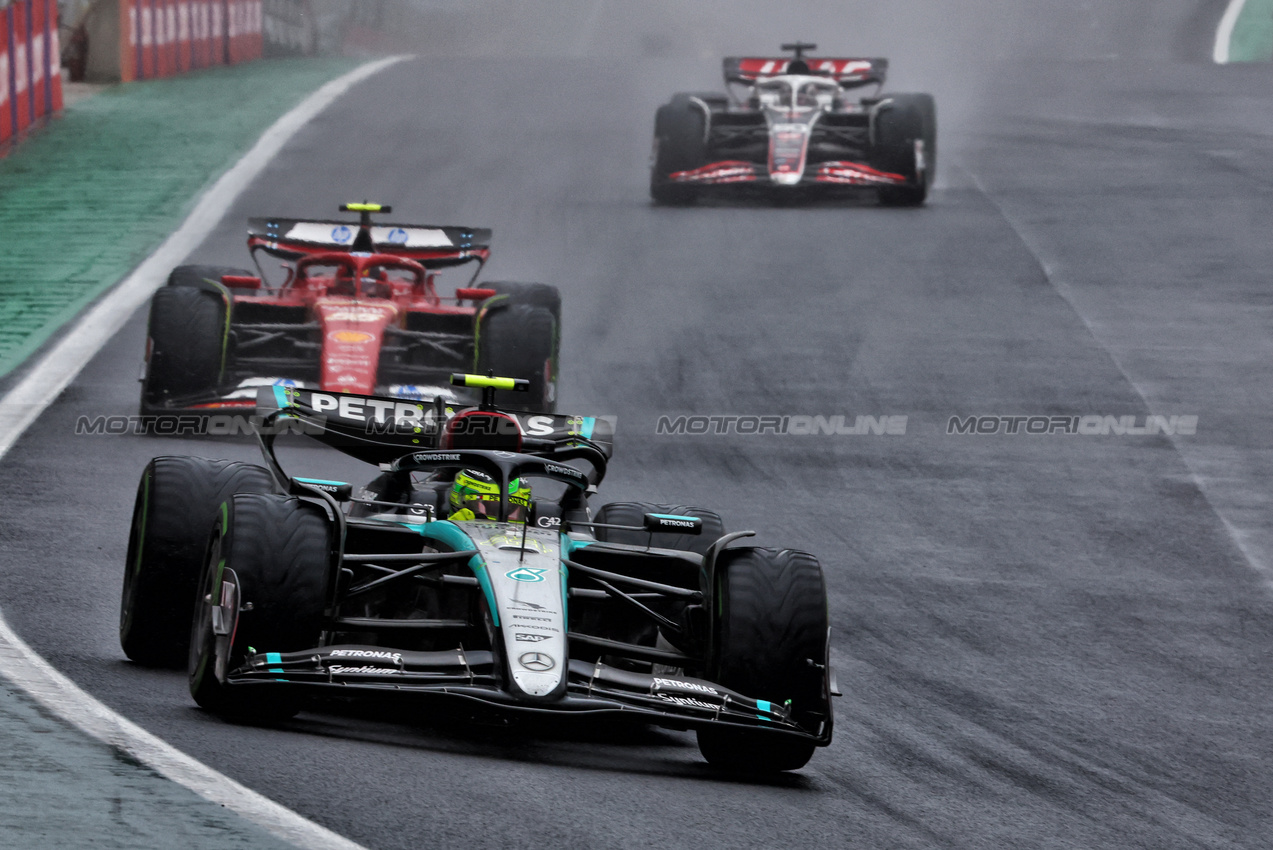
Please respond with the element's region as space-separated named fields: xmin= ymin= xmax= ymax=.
xmin=0 ymin=55 xmax=407 ymax=458
xmin=1214 ymin=0 xmax=1249 ymax=63
xmin=0 ymin=55 xmax=413 ymax=850
xmin=0 ymin=614 xmax=366 ymax=850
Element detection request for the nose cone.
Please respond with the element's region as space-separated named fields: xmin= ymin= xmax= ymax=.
xmin=317 ymin=301 xmax=398 ymax=395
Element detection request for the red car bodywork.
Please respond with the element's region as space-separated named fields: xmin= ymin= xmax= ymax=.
xmin=170 ymin=214 xmax=505 ymax=411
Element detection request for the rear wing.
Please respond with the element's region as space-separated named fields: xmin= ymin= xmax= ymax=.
xmin=255 ymin=386 xmax=615 ymax=471
xmin=246 ymin=217 xmax=493 ymax=269
xmin=723 ymin=57 xmax=888 ymax=88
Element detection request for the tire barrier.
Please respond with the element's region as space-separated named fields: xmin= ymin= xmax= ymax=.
xmin=119 ymin=0 xmax=262 ymax=82
xmin=0 ymin=0 xmax=63 ymax=145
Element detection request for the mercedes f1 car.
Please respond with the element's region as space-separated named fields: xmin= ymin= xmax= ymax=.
xmin=119 ymin=375 xmax=837 ymax=772
xmin=650 ymin=42 xmax=936 ymax=206
xmin=141 ymin=203 xmax=560 ymax=415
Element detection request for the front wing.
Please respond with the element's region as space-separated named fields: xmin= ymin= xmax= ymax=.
xmin=227 ymin=644 xmax=828 ymax=744
xmin=669 ymin=159 xmax=909 ymax=188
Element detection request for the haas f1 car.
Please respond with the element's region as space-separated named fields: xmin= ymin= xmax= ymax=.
xmin=119 ymin=375 xmax=838 ymax=772
xmin=651 ymin=42 xmax=936 ymax=206
xmin=141 ymin=203 xmax=561 ymax=415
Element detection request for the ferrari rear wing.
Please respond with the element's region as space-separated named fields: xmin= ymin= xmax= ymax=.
xmin=723 ymin=56 xmax=888 ymax=88
xmin=246 ymin=217 xmax=493 ymax=269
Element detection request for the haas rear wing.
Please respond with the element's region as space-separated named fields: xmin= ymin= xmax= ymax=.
xmin=256 ymin=386 xmax=615 ymax=472
xmin=247 ymin=217 xmax=493 ymax=268
xmin=723 ymin=57 xmax=888 ymax=88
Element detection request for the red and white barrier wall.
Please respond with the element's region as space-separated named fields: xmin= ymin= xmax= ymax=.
xmin=0 ymin=0 xmax=64 ymax=144
xmin=119 ymin=1 xmax=262 ymax=82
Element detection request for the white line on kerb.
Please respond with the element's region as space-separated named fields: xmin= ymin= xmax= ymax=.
xmin=0 ymin=614 xmax=365 ymax=850
xmin=1214 ymin=0 xmax=1249 ymax=63
xmin=0 ymin=55 xmax=411 ymax=850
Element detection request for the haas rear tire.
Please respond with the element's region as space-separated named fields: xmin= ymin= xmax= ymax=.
xmin=874 ymin=93 xmax=936 ymax=207
xmin=120 ymin=458 xmax=275 ymax=668
xmin=697 ymin=547 xmax=830 ymax=772
xmin=141 ymin=286 xmax=229 ymax=413
xmin=650 ymin=94 xmax=709 ymax=205
xmin=189 ymin=494 xmax=330 ymax=721
xmin=475 ymin=302 xmax=558 ymax=413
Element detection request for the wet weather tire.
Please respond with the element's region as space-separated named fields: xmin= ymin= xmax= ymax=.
xmin=874 ymin=93 xmax=936 ymax=207
xmin=475 ymin=302 xmax=558 ymax=413
xmin=697 ymin=547 xmax=830 ymax=772
xmin=120 ymin=457 xmax=275 ymax=668
xmin=650 ymin=94 xmax=709 ymax=205
xmin=141 ymin=286 xmax=229 ymax=413
xmin=482 ymin=281 xmax=562 ymax=323
xmin=189 ymin=494 xmax=330 ymax=721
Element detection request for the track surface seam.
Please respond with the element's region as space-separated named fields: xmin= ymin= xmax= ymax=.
xmin=962 ymin=164 xmax=1273 ymax=589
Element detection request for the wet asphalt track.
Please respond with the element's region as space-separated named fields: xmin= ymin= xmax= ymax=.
xmin=3 ymin=1 xmax=1273 ymax=847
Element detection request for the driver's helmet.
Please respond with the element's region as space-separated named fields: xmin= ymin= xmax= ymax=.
xmin=449 ymin=469 xmax=531 ymax=523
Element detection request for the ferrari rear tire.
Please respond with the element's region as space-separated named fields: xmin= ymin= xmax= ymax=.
xmin=650 ymin=94 xmax=708 ymax=205
xmin=189 ymin=494 xmax=330 ymax=721
xmin=141 ymin=286 xmax=229 ymax=413
xmin=697 ymin=547 xmax=829 ymax=772
xmin=592 ymin=502 xmax=725 ymax=557
xmin=475 ymin=303 xmax=558 ymax=413
xmin=120 ymin=458 xmax=275 ymax=668
xmin=873 ymin=93 xmax=936 ymax=207
xmin=167 ymin=264 xmax=253 ymax=290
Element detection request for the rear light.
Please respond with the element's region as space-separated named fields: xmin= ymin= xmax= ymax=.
xmin=456 ymin=287 xmax=497 ymax=301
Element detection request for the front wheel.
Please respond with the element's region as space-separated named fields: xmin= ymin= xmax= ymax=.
xmin=166 ymin=264 xmax=254 ymax=290
xmin=873 ymin=93 xmax=936 ymax=207
xmin=697 ymin=547 xmax=830 ymax=772
xmin=189 ymin=494 xmax=330 ymax=721
xmin=141 ymin=286 xmax=230 ymax=413
xmin=650 ymin=95 xmax=709 ymax=205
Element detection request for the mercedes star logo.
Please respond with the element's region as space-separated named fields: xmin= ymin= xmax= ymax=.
xmin=518 ymin=651 xmax=555 ymax=672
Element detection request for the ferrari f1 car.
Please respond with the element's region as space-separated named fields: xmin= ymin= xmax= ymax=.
xmin=650 ymin=42 xmax=936 ymax=206
xmin=119 ymin=375 xmax=837 ymax=772
xmin=141 ymin=203 xmax=560 ymax=415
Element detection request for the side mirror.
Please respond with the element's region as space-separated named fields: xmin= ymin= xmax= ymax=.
xmin=221 ymin=274 xmax=262 ymax=289
xmin=643 ymin=513 xmax=703 ymax=534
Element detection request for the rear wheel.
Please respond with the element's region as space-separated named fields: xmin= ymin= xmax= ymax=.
xmin=475 ymin=302 xmax=558 ymax=413
xmin=120 ymin=457 xmax=275 ymax=668
xmin=481 ymin=281 xmax=561 ymax=324
xmin=697 ymin=547 xmax=830 ymax=772
xmin=591 ymin=502 xmax=725 ymax=557
xmin=189 ymin=494 xmax=330 ymax=721
xmin=873 ymin=93 xmax=937 ymax=207
xmin=591 ymin=502 xmax=725 ymax=659
xmin=141 ymin=286 xmax=230 ymax=413
xmin=650 ymin=94 xmax=709 ymax=205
